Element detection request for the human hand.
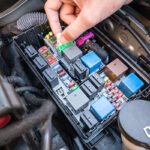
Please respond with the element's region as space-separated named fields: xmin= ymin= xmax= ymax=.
xmin=45 ymin=0 xmax=132 ymax=43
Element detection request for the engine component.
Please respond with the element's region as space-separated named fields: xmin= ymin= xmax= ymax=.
xmin=14 ymin=23 xmax=148 ymax=149
xmin=62 ymin=44 xmax=83 ymax=63
xmin=89 ymin=73 xmax=104 ymax=91
xmin=81 ymin=51 xmax=103 ymax=73
xmin=105 ymin=58 xmax=128 ymax=82
xmin=76 ymin=32 xmax=95 ymax=46
xmin=90 ymin=96 xmax=115 ymax=121
xmin=66 ymin=88 xmax=89 ymax=113
xmin=43 ymin=67 xmax=59 ymax=88
xmin=17 ymin=12 xmax=47 ymax=31
xmin=80 ymin=110 xmax=98 ymax=130
xmin=25 ymin=45 xmax=38 ymax=58
xmin=0 ymin=75 xmax=25 ymax=117
xmin=33 ymin=55 xmax=47 ymax=70
xmin=118 ymin=73 xmax=144 ymax=97
xmin=73 ymin=60 xmax=89 ymax=80
xmin=0 ymin=115 xmax=11 ymax=128
xmin=81 ymin=80 xmax=97 ymax=99
xmin=0 ymin=100 xmax=56 ymax=147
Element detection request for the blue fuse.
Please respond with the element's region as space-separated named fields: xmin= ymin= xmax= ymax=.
xmin=118 ymin=73 xmax=144 ymax=98
xmin=81 ymin=51 xmax=102 ymax=73
xmin=90 ymin=96 xmax=115 ymax=121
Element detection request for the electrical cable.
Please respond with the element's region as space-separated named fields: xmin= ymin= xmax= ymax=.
xmin=0 ymin=100 xmax=56 ymax=147
xmin=16 ymin=86 xmax=42 ymax=95
xmin=7 ymin=76 xmax=26 ymax=87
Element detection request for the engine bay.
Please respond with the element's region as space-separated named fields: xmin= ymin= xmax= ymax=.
xmin=0 ymin=2 xmax=149 ymax=150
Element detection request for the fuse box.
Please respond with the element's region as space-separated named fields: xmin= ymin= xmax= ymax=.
xmin=14 ymin=24 xmax=148 ymax=149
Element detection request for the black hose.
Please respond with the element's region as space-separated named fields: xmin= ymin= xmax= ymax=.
xmin=24 ymin=92 xmax=47 ymax=106
xmin=41 ymin=115 xmax=53 ymax=150
xmin=7 ymin=76 xmax=26 ymax=86
xmin=0 ymin=101 xmax=56 ymax=146
xmin=13 ymin=56 xmax=30 ymax=85
xmin=24 ymin=92 xmax=54 ymax=150
xmin=16 ymin=86 xmax=42 ymax=95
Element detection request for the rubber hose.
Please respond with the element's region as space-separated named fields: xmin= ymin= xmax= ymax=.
xmin=13 ymin=56 xmax=30 ymax=85
xmin=24 ymin=92 xmax=47 ymax=106
xmin=17 ymin=12 xmax=48 ymax=31
xmin=16 ymin=86 xmax=42 ymax=95
xmin=7 ymin=76 xmax=26 ymax=86
xmin=41 ymin=115 xmax=53 ymax=150
xmin=0 ymin=101 xmax=56 ymax=146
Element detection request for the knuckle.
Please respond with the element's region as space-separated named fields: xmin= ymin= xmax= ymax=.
xmin=62 ymin=27 xmax=74 ymax=41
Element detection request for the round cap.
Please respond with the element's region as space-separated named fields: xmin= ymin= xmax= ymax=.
xmin=118 ymin=100 xmax=150 ymax=149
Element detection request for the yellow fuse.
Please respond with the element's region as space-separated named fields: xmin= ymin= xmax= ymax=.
xmin=45 ymin=34 xmax=50 ymax=39
xmin=104 ymin=76 xmax=109 ymax=82
xmin=49 ymin=32 xmax=53 ymax=37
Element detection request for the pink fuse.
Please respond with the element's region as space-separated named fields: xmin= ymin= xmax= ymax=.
xmin=76 ymin=32 xmax=94 ymax=46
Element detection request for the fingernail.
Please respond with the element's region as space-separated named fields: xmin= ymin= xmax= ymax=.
xmin=60 ymin=36 xmax=70 ymax=44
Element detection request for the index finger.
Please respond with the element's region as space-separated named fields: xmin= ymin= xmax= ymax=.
xmin=44 ymin=0 xmax=62 ymax=35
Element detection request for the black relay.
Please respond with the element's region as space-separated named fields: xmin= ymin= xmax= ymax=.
xmin=73 ymin=60 xmax=89 ymax=80
xmin=25 ymin=45 xmax=37 ymax=58
xmin=33 ymin=55 xmax=47 ymax=70
xmin=81 ymin=80 xmax=97 ymax=99
xmin=89 ymin=73 xmax=104 ymax=91
xmin=43 ymin=67 xmax=59 ymax=88
xmin=80 ymin=110 xmax=98 ymax=130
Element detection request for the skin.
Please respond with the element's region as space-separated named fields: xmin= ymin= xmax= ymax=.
xmin=45 ymin=0 xmax=132 ymax=43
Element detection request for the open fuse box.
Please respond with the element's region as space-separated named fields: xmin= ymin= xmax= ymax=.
xmin=14 ymin=23 xmax=149 ymax=149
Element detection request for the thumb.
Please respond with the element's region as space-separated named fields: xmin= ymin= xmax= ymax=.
xmin=61 ymin=11 xmax=93 ymax=43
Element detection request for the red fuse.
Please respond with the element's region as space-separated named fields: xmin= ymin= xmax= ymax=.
xmin=57 ymin=68 xmax=64 ymax=74
xmin=114 ymin=102 xmax=121 ymax=108
xmin=68 ymin=81 xmax=76 ymax=88
xmin=47 ymin=56 xmax=57 ymax=65
xmin=38 ymin=46 xmax=48 ymax=54
xmin=115 ymin=92 xmax=123 ymax=99
xmin=112 ymin=88 xmax=119 ymax=95
xmin=105 ymin=81 xmax=112 ymax=87
xmin=59 ymin=70 xmax=66 ymax=77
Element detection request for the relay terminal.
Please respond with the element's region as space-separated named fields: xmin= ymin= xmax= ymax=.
xmin=15 ymin=24 xmax=146 ymax=148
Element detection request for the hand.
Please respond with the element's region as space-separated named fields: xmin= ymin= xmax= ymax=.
xmin=45 ymin=0 xmax=132 ymax=43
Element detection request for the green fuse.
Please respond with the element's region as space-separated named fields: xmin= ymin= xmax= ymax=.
xmin=70 ymin=84 xmax=79 ymax=92
xmin=57 ymin=41 xmax=74 ymax=53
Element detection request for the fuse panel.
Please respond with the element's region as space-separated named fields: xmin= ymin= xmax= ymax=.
xmin=16 ymin=28 xmax=145 ymax=148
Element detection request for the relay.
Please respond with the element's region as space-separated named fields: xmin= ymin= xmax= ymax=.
xmin=105 ymin=58 xmax=128 ymax=82
xmin=81 ymin=80 xmax=97 ymax=99
xmin=118 ymin=73 xmax=144 ymax=97
xmin=66 ymin=88 xmax=89 ymax=113
xmin=33 ymin=55 xmax=47 ymax=70
xmin=73 ymin=60 xmax=89 ymax=80
xmin=89 ymin=73 xmax=104 ymax=91
xmin=62 ymin=44 xmax=83 ymax=63
xmin=81 ymin=51 xmax=102 ymax=73
xmin=25 ymin=45 xmax=37 ymax=58
xmin=80 ymin=110 xmax=98 ymax=130
xmin=90 ymin=96 xmax=115 ymax=121
xmin=43 ymin=67 xmax=59 ymax=88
